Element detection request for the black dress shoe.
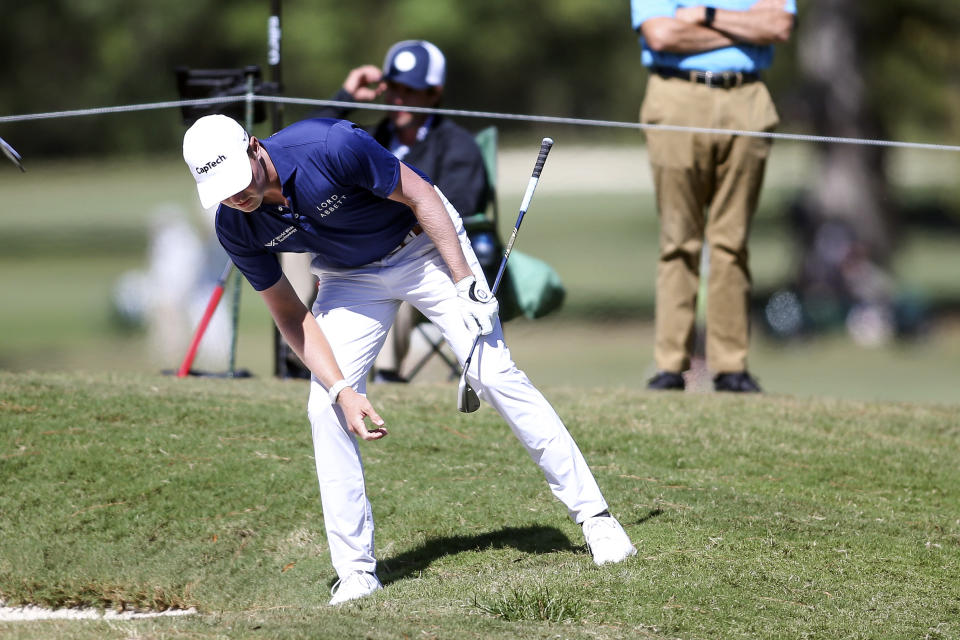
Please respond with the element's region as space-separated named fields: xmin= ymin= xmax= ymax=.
xmin=647 ymin=371 xmax=685 ymax=390
xmin=713 ymin=371 xmax=762 ymax=393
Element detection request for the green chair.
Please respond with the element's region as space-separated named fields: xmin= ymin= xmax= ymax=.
xmin=461 ymin=125 xmax=499 ymax=232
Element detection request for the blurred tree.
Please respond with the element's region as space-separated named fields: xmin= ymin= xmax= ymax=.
xmin=0 ymin=1 xmax=958 ymax=160
xmin=279 ymin=0 xmax=646 ymax=141
xmin=0 ymin=1 xmax=267 ymax=156
xmin=790 ymin=1 xmax=960 ymax=266
xmin=795 ymin=0 xmax=895 ymax=264
xmin=782 ymin=1 xmax=960 ymax=340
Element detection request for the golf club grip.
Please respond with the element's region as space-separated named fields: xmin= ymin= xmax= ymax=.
xmin=531 ymin=138 xmax=554 ymax=180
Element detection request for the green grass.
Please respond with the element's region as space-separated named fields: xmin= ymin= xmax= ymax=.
xmin=1 ymin=153 xmax=959 ymax=402
xmin=0 ymin=371 xmax=957 ymax=639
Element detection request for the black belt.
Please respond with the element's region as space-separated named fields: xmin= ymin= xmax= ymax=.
xmin=388 ymin=223 xmax=423 ymax=256
xmin=653 ymin=67 xmax=760 ymax=89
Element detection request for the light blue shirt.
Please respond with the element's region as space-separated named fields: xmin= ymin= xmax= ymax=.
xmin=630 ymin=0 xmax=796 ymax=72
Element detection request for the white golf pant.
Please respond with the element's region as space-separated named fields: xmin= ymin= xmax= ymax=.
xmin=306 ymin=189 xmax=608 ymax=579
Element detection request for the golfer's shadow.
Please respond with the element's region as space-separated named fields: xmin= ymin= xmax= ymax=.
xmin=376 ymin=524 xmax=577 ymax=586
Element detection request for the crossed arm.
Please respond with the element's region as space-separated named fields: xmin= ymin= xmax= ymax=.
xmin=641 ymin=0 xmax=793 ymax=53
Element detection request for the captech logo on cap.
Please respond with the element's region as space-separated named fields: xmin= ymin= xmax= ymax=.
xmin=195 ymin=155 xmax=227 ymax=175
xmin=183 ymin=114 xmax=254 ymax=209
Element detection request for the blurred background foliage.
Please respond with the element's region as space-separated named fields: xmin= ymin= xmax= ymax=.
xmin=2 ymin=1 xmax=960 ymax=156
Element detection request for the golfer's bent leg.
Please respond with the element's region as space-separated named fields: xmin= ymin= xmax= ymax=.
xmin=474 ymin=326 xmax=608 ymax=524
xmin=407 ymin=237 xmax=608 ymax=524
xmin=306 ymin=273 xmax=397 ymax=580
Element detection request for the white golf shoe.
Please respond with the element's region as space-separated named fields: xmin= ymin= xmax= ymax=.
xmin=582 ymin=514 xmax=637 ymax=565
xmin=328 ymin=571 xmax=382 ymax=605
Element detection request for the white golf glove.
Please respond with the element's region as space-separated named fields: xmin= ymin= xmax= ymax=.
xmin=455 ymin=275 xmax=498 ymax=335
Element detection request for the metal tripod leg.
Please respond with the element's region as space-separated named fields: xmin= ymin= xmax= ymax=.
xmin=404 ymin=323 xmax=461 ymax=381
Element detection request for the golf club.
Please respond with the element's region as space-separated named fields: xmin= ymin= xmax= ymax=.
xmin=0 ymin=136 xmax=25 ymax=172
xmin=458 ymin=136 xmax=554 ymax=413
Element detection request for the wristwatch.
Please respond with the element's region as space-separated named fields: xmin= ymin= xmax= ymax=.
xmin=704 ymin=6 xmax=716 ymax=27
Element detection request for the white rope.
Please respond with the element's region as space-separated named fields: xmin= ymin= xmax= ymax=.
xmin=2 ymin=94 xmax=959 ymax=154
xmin=0 ymin=96 xmax=244 ymax=123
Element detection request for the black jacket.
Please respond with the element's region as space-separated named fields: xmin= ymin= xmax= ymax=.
xmin=311 ymin=89 xmax=490 ymax=217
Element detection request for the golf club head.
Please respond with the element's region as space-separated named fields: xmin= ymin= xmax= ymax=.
xmin=0 ymin=136 xmax=24 ymax=172
xmin=457 ymin=373 xmax=481 ymax=413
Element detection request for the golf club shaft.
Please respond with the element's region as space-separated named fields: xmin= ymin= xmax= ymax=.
xmin=462 ymin=137 xmax=554 ymax=371
xmin=0 ymin=136 xmax=24 ymax=172
xmin=490 ymin=137 xmax=553 ymax=294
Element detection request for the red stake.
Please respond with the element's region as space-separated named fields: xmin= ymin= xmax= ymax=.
xmin=176 ymin=261 xmax=234 ymax=377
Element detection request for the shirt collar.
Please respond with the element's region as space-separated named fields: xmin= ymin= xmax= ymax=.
xmin=388 ymin=115 xmax=434 ymax=160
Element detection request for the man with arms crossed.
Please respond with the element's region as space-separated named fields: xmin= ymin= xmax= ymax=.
xmin=182 ymin=114 xmax=636 ymax=605
xmin=632 ymin=0 xmax=795 ymax=392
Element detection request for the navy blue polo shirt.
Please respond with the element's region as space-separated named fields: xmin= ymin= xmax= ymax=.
xmin=215 ymin=118 xmax=429 ymax=291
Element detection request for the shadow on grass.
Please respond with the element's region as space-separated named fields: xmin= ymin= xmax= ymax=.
xmin=632 ymin=508 xmax=664 ymax=526
xmin=376 ymin=525 xmax=577 ymax=586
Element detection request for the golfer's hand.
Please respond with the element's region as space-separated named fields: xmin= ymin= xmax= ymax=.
xmin=337 ymin=388 xmax=388 ymax=441
xmin=343 ymin=65 xmax=385 ymax=102
xmin=455 ymin=275 xmax=498 ymax=335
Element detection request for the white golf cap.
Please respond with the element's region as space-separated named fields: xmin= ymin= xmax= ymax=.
xmin=182 ymin=114 xmax=252 ymax=209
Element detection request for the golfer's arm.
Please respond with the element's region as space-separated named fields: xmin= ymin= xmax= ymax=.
xmin=260 ymin=275 xmax=345 ymax=387
xmin=388 ymin=162 xmax=473 ymax=283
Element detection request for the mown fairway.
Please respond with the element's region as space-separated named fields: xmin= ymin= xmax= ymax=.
xmin=1 ymin=371 xmax=957 ymax=639
xmin=1 ymin=152 xmax=959 ymax=405
xmin=2 ymin=147 xmax=959 ymax=638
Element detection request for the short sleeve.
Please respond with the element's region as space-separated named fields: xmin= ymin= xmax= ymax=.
xmin=215 ymin=209 xmax=284 ymax=291
xmin=631 ymin=0 xmax=678 ymax=29
xmin=323 ymin=121 xmax=401 ymax=198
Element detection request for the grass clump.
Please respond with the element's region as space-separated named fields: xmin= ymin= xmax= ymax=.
xmin=473 ymin=582 xmax=586 ymax=623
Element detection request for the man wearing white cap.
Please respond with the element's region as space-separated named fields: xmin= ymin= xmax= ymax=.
xmin=311 ymin=39 xmax=491 ymax=382
xmin=182 ymin=114 xmax=637 ymax=605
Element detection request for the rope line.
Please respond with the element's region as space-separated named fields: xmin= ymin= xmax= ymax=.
xmin=2 ymin=94 xmax=959 ymax=154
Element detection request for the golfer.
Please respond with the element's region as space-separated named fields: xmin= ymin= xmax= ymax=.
xmin=182 ymin=114 xmax=636 ymax=605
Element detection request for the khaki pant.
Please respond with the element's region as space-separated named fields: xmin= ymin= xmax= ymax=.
xmin=641 ymin=74 xmax=779 ymax=374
